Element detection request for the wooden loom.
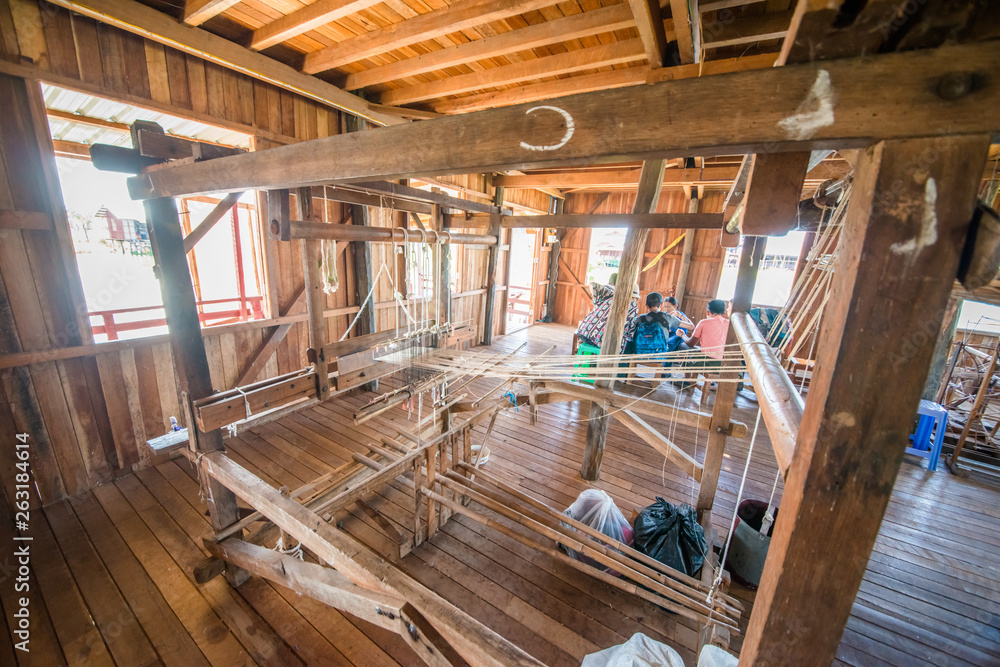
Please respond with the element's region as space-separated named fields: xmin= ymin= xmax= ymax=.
xmin=126 ymin=142 xmax=753 ymax=663
xmin=118 ymin=20 xmax=1000 ymax=663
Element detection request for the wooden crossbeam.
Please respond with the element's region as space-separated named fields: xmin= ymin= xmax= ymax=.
xmin=301 ymin=0 xmax=561 ymax=74
xmin=667 ymin=0 xmax=696 ymax=64
xmin=250 ymin=0 xmax=384 ymax=50
xmin=496 ymin=166 xmax=739 ymax=189
xmin=616 ymin=409 xmax=703 ymax=481
xmin=499 ymin=213 xmax=724 ymax=229
xmin=129 ymin=42 xmax=1000 ymax=200
xmin=46 ymin=0 xmax=400 ymax=126
xmin=182 ymin=192 xmax=243 ymax=253
xmin=630 ymin=0 xmax=670 ymax=67
xmin=233 ymin=286 xmax=305 ymax=387
xmin=340 ymin=3 xmax=637 ymax=91
xmin=183 ymin=0 xmax=240 ymax=25
xmin=379 ymin=39 xmax=647 ymax=106
xmin=703 ymin=10 xmax=793 ymax=49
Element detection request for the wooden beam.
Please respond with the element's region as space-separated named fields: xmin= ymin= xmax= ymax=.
xmin=379 ymin=39 xmax=646 ymax=106
xmin=495 ymin=166 xmax=739 ymax=189
xmin=51 ymin=140 xmax=94 ymax=161
xmin=616 ymin=409 xmax=703 ymax=481
xmin=183 ymin=0 xmax=241 ymax=25
xmin=45 ymin=0 xmax=401 ymax=126
xmin=542 ymin=380 xmax=747 ymax=437
xmin=344 ymin=114 xmax=378 ymax=392
xmin=347 ymin=181 xmax=500 ymax=215
xmin=182 ymin=192 xmax=243 ymax=253
xmin=667 ymin=0 xmax=695 ymax=64
xmin=340 ymin=3 xmax=637 ymax=91
xmin=739 ymin=151 xmax=812 ymax=235
xmin=696 ymin=237 xmax=763 ymax=517
xmin=301 ymin=0 xmax=562 ymax=74
xmin=431 ymin=67 xmax=650 ymax=115
xmin=296 ymin=188 xmax=331 ymax=401
xmin=731 ymin=312 xmax=801 ymax=477
xmin=703 ymin=9 xmax=793 ymax=49
xmin=200 ymin=452 xmax=544 ymax=666
xmin=481 ymin=208 xmax=503 ymax=345
xmin=496 ymin=213 xmax=724 ymax=229
xmin=274 ymin=220 xmax=497 ymax=245
xmin=582 ymin=159 xmax=666 ymax=480
xmin=324 ymin=186 xmax=432 ymax=215
xmin=205 ymin=537 xmax=407 ymax=630
xmin=631 ymin=0 xmax=670 ymax=67
xmin=143 ymin=196 xmax=248 ymax=586
xmin=128 ymin=42 xmax=1000 ymax=200
xmin=234 ymin=287 xmax=305 ymax=387
xmin=740 ymin=135 xmax=990 ymax=666
xmin=0 ymin=210 xmax=52 ymax=230
xmin=674 ymin=194 xmax=697 ymax=310
xmin=47 ymin=108 xmax=130 ymax=132
xmin=250 ymin=0 xmax=384 ymax=50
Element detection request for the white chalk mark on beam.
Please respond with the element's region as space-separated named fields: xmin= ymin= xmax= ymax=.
xmin=520 ymin=106 xmax=575 ymax=152
xmin=778 ymin=69 xmax=835 ymax=140
xmin=891 ymin=177 xmax=939 ymax=255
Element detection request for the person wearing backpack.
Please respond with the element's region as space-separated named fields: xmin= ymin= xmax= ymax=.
xmin=632 ymin=292 xmax=678 ymax=355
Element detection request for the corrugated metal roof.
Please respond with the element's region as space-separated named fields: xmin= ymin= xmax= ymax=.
xmin=42 ymin=83 xmax=252 ymax=150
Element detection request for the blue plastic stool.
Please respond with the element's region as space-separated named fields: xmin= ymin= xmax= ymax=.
xmin=906 ymin=399 xmax=947 ymax=471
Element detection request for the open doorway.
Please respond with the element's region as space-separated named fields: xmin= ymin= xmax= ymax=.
xmin=45 ymin=84 xmax=267 ymax=341
xmin=586 ymin=227 xmax=627 ymax=286
xmin=506 ymin=227 xmax=541 ymax=332
xmin=716 ymin=232 xmax=809 ymax=307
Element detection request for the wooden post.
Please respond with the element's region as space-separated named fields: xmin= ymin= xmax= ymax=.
xmin=948 ymin=340 xmax=999 ymax=474
xmin=143 ymin=196 xmax=248 ymax=586
xmin=740 ymin=135 xmax=989 ymax=666
xmin=433 ymin=203 xmax=451 ymax=333
xmin=296 ymin=187 xmax=331 ymax=401
xmin=543 ymin=198 xmax=565 ymax=322
xmin=581 ymin=160 xmax=666 ymax=480
xmin=345 ymin=115 xmax=378 ymax=392
xmin=922 ymin=297 xmax=961 ymax=400
xmin=696 ymin=236 xmax=764 ymax=519
xmin=674 ymin=194 xmax=698 ymax=311
xmin=482 ymin=186 xmax=504 ymax=345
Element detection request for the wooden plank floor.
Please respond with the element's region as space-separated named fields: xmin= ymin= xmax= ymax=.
xmin=4 ymin=323 xmax=1000 ymax=666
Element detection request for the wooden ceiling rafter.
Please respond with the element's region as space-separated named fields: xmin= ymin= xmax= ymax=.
xmin=629 ymin=0 xmax=670 ymax=67
xmin=45 ymin=0 xmax=402 ymax=126
xmin=378 ymin=38 xmax=648 ymax=106
xmin=338 ymin=3 xmax=639 ymax=91
xmin=250 ymin=0 xmax=386 ymax=51
xmin=300 ymin=0 xmax=566 ymax=74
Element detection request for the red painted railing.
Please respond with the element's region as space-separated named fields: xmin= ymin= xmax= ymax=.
xmin=90 ymin=296 xmax=265 ymax=340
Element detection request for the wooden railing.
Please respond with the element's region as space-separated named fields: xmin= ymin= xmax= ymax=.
xmin=90 ymin=296 xmax=265 ymax=340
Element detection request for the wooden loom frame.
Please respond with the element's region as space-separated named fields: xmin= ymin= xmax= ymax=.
xmin=129 ymin=35 xmax=1000 ymax=667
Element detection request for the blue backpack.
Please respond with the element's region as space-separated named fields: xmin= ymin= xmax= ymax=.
xmin=634 ymin=315 xmax=667 ymax=354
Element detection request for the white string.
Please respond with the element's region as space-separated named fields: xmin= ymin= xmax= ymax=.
xmin=708 ymin=407 xmax=762 ymax=605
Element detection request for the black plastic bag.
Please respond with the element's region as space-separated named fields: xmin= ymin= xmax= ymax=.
xmin=632 ymin=498 xmax=707 ymax=577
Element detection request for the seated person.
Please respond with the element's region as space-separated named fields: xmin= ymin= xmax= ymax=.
xmin=631 ymin=292 xmax=679 ymax=356
xmin=663 ymin=296 xmax=695 ymax=352
xmin=679 ymin=298 xmax=730 ymax=370
xmin=576 ymin=282 xmax=640 ymax=353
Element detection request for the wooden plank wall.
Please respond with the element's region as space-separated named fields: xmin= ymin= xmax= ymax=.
xmin=0 ymin=0 xmax=508 ymax=507
xmin=553 ymin=190 xmax=727 ymax=328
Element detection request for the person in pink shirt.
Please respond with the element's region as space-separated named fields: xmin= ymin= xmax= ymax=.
xmin=681 ymin=299 xmax=729 ymax=361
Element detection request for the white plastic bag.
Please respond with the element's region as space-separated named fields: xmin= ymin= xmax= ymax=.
xmin=582 ymin=632 xmax=685 ymax=667
xmin=560 ymin=489 xmax=633 ymax=570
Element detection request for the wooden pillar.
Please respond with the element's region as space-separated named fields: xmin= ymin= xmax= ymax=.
xmin=144 ymin=196 xmax=248 ymax=586
xmin=581 ymin=160 xmax=666 ymax=480
xmin=345 ymin=114 xmax=378 ymax=391
xmin=482 ymin=186 xmax=504 ymax=346
xmin=696 ymin=236 xmax=764 ymax=519
xmin=922 ymin=297 xmax=961 ymax=401
xmin=543 ymin=199 xmax=565 ymax=322
xmin=674 ymin=194 xmax=698 ymax=311
xmin=740 ymin=135 xmax=989 ymax=666
xmin=295 ymin=187 xmax=331 ymax=401
xmin=432 ymin=203 xmax=451 ymax=330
